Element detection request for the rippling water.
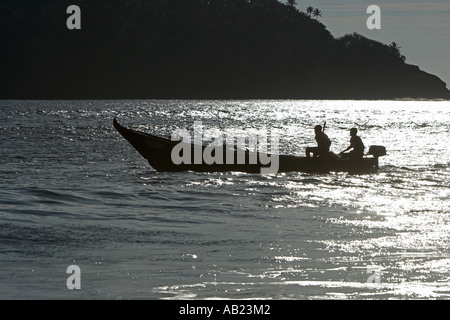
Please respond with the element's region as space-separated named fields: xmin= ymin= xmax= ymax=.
xmin=1 ymin=100 xmax=449 ymax=299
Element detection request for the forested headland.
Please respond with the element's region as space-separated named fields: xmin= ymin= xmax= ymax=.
xmin=1 ymin=0 xmax=449 ymax=99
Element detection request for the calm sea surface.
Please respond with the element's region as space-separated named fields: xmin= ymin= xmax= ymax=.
xmin=0 ymin=100 xmax=449 ymax=299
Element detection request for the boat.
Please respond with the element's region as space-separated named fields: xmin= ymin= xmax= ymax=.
xmin=113 ymin=118 xmax=386 ymax=174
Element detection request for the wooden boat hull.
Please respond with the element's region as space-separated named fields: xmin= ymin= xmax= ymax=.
xmin=113 ymin=118 xmax=382 ymax=174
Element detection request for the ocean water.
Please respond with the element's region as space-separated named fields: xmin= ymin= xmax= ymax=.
xmin=0 ymin=99 xmax=449 ymax=300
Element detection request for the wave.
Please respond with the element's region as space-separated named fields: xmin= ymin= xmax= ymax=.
xmin=381 ymin=163 xmax=449 ymax=172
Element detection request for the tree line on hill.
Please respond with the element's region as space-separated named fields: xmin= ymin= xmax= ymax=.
xmin=0 ymin=0 xmax=448 ymax=99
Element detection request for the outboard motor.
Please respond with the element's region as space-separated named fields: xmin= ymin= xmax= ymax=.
xmin=368 ymin=145 xmax=386 ymax=158
xmin=367 ymin=145 xmax=386 ymax=169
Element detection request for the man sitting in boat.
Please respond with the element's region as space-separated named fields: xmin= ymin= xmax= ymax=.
xmin=339 ymin=128 xmax=365 ymax=160
xmin=306 ymin=125 xmax=331 ymax=158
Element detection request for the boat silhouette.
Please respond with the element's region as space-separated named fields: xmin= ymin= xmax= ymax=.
xmin=113 ymin=118 xmax=386 ymax=174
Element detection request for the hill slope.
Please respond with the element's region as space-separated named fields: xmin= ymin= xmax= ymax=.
xmin=1 ymin=0 xmax=448 ymax=99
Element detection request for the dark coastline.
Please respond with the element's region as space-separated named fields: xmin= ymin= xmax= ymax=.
xmin=1 ymin=0 xmax=449 ymax=100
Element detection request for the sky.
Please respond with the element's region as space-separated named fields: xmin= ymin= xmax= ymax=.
xmin=285 ymin=0 xmax=450 ymax=87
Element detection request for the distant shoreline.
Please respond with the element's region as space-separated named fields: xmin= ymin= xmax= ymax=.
xmin=1 ymin=0 xmax=449 ymax=101
xmin=2 ymin=97 xmax=449 ymax=102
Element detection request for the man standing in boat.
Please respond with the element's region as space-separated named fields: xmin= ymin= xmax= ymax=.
xmin=339 ymin=128 xmax=365 ymax=160
xmin=306 ymin=125 xmax=331 ymax=158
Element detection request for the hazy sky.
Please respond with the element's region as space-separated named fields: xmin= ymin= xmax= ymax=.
xmin=286 ymin=0 xmax=450 ymax=87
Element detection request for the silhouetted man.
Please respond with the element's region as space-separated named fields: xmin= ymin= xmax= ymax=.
xmin=306 ymin=125 xmax=331 ymax=158
xmin=340 ymin=128 xmax=365 ymax=160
